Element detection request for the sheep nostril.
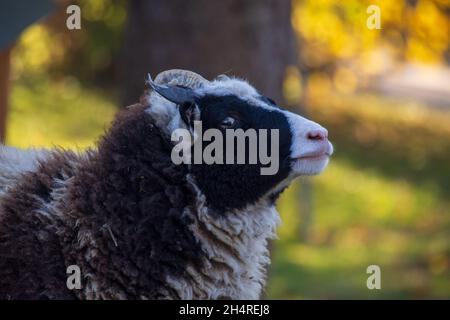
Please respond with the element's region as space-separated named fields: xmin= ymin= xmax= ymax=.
xmin=307 ymin=129 xmax=328 ymax=141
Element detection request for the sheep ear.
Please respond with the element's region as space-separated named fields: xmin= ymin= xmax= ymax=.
xmin=146 ymin=73 xmax=197 ymax=105
xmin=178 ymin=102 xmax=200 ymax=127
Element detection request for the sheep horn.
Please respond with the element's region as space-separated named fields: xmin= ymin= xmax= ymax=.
xmin=146 ymin=73 xmax=197 ymax=105
xmin=154 ymin=69 xmax=209 ymax=89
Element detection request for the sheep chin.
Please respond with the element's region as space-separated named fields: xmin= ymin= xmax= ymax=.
xmin=290 ymin=154 xmax=331 ymax=177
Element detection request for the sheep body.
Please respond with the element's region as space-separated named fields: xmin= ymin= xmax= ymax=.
xmin=0 ymin=106 xmax=277 ymax=299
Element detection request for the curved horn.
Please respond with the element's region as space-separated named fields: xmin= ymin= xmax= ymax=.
xmin=154 ymin=69 xmax=209 ymax=89
xmin=146 ymin=73 xmax=197 ymax=105
xmin=216 ymin=74 xmax=230 ymax=81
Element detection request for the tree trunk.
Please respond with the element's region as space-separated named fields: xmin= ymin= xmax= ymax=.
xmin=120 ymin=0 xmax=294 ymax=106
xmin=120 ymin=0 xmax=295 ymax=299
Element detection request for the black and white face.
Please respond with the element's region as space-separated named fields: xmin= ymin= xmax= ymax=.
xmin=146 ymin=73 xmax=333 ymax=213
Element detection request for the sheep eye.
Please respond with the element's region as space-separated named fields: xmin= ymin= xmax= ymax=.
xmin=220 ymin=116 xmax=237 ymax=128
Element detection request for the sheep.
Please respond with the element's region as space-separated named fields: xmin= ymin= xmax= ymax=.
xmin=0 ymin=69 xmax=333 ymax=299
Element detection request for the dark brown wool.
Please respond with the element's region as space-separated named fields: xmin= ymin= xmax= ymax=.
xmin=0 ymin=105 xmax=204 ymax=299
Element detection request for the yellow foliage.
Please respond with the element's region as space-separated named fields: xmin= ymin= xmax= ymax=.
xmin=333 ymin=67 xmax=357 ymax=93
xmin=283 ymin=66 xmax=303 ymax=105
xmin=292 ymin=0 xmax=450 ymax=68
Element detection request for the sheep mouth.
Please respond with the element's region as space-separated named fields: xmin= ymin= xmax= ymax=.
xmin=291 ymin=152 xmax=331 ymax=161
xmin=289 ymin=149 xmax=332 ymax=176
xmin=291 ymin=142 xmax=334 ymax=161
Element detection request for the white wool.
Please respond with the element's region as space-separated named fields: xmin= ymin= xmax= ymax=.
xmin=165 ymin=175 xmax=280 ymax=299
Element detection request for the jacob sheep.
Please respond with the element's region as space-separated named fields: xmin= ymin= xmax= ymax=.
xmin=0 ymin=69 xmax=333 ymax=299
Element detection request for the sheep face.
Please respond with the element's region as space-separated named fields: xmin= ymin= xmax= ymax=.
xmin=146 ymin=71 xmax=333 ymax=213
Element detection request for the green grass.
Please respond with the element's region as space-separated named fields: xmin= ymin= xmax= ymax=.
xmin=6 ymin=79 xmax=450 ymax=299
xmin=7 ymin=77 xmax=117 ymax=148
xmin=268 ymin=160 xmax=449 ymax=299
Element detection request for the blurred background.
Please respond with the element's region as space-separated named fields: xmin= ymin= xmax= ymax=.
xmin=0 ymin=0 xmax=449 ymax=299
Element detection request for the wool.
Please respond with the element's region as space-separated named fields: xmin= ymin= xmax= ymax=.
xmin=0 ymin=106 xmax=203 ymax=299
xmin=0 ymin=105 xmax=279 ymax=299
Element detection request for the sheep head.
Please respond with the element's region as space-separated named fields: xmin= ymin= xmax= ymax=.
xmin=144 ymin=69 xmax=333 ymax=213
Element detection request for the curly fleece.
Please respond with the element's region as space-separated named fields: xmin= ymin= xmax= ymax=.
xmin=0 ymin=105 xmax=205 ymax=299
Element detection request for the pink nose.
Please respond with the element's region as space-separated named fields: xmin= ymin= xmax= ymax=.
xmin=307 ymin=129 xmax=328 ymax=141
